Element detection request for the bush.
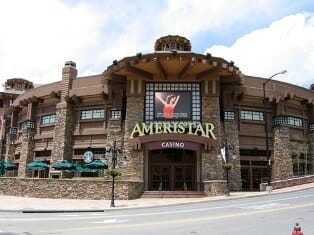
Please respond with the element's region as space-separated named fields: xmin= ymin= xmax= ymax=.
xmin=107 ymin=168 xmax=121 ymax=178
xmin=222 ymin=163 xmax=233 ymax=170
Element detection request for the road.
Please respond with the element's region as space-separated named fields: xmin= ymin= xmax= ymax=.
xmin=0 ymin=188 xmax=313 ymax=235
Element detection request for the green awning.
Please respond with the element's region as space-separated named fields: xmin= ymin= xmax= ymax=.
xmin=27 ymin=160 xmax=48 ymax=171
xmin=84 ymin=160 xmax=108 ymax=170
xmin=74 ymin=164 xmax=97 ymax=173
xmin=53 ymin=160 xmax=75 ymax=171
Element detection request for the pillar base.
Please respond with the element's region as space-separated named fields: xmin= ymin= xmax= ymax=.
xmin=266 ymin=185 xmax=273 ymax=193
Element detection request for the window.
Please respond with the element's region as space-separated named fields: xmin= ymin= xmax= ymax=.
xmin=274 ymin=115 xmax=303 ymax=127
xmin=288 ymin=116 xmax=303 ymax=127
xmin=110 ymin=110 xmax=122 ymax=120
xmin=241 ymin=110 xmax=264 ymax=121
xmin=41 ymin=114 xmax=56 ymax=125
xmin=224 ymin=111 xmax=235 ymax=120
xmin=81 ymin=109 xmax=104 ymax=120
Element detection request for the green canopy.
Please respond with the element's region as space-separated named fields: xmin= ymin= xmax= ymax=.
xmin=3 ymin=161 xmax=17 ymax=170
xmin=52 ymin=160 xmax=75 ymax=171
xmin=27 ymin=160 xmax=48 ymax=171
xmin=74 ymin=164 xmax=97 ymax=173
xmin=0 ymin=161 xmax=5 ymax=176
xmin=84 ymin=160 xmax=108 ymax=170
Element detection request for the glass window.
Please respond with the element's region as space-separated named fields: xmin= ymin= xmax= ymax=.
xmin=224 ymin=111 xmax=235 ymax=120
xmin=110 ymin=110 xmax=122 ymax=120
xmin=41 ymin=114 xmax=56 ymax=125
xmin=241 ymin=110 xmax=263 ymax=121
xmin=288 ymin=116 xmax=303 ymax=127
xmin=81 ymin=109 xmax=104 ymax=120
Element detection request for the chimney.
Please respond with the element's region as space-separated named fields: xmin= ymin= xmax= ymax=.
xmin=60 ymin=61 xmax=77 ymax=102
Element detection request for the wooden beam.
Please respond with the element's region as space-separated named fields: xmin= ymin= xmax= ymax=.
xmin=125 ymin=62 xmax=153 ymax=80
xmin=178 ymin=61 xmax=191 ymax=80
xmin=110 ymin=73 xmax=126 ymax=81
xmin=196 ymin=66 xmax=221 ymax=80
xmin=155 ymin=59 xmax=167 ymax=80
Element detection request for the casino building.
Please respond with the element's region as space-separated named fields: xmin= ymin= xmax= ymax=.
xmin=0 ymin=35 xmax=314 ymax=199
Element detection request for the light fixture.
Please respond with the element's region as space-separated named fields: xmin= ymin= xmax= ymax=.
xmin=263 ymin=69 xmax=287 ymax=193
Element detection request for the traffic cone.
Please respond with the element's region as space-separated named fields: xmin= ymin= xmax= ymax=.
xmin=292 ymin=223 xmax=303 ymax=235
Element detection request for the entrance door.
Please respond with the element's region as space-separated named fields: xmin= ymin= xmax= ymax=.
xmin=149 ymin=149 xmax=196 ymax=191
xmin=174 ymin=167 xmax=193 ymax=190
xmin=151 ymin=166 xmax=171 ymax=190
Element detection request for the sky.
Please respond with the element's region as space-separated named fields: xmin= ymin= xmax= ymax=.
xmin=0 ymin=0 xmax=314 ymax=91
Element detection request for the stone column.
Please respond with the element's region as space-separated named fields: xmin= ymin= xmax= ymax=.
xmin=202 ymin=96 xmax=223 ymax=194
xmin=52 ymin=104 xmax=74 ymax=165
xmin=273 ymin=126 xmax=293 ymax=180
xmin=18 ymin=129 xmax=35 ymax=177
xmin=51 ymin=61 xmax=76 ymax=176
xmin=106 ymin=117 xmax=123 ymax=169
xmin=122 ymin=96 xmax=144 ymax=182
xmin=308 ymin=132 xmax=314 ymax=175
xmin=223 ymin=120 xmax=241 ymax=191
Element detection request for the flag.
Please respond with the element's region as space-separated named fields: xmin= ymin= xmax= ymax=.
xmin=220 ymin=146 xmax=226 ymax=163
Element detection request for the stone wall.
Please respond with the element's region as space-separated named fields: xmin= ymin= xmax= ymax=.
xmin=203 ymin=180 xmax=226 ymax=196
xmin=260 ymin=175 xmax=314 ymax=191
xmin=0 ymin=177 xmax=143 ymax=200
xmin=273 ymin=126 xmax=293 ymax=180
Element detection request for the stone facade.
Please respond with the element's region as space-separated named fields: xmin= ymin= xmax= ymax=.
xmin=223 ymin=120 xmax=242 ymax=191
xmin=51 ymin=105 xmax=74 ymax=166
xmin=0 ymin=177 xmax=142 ymax=200
xmin=309 ymin=132 xmax=314 ymax=175
xmin=18 ymin=129 xmax=35 ymax=177
xmin=260 ymin=175 xmax=314 ymax=191
xmin=123 ymin=96 xmax=145 ymax=181
xmin=273 ymin=126 xmax=294 ymax=180
xmin=203 ymin=180 xmax=226 ymax=196
xmin=202 ymin=96 xmax=223 ymax=185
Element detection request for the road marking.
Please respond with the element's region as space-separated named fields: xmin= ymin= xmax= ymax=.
xmin=59 ymin=214 xmax=80 ymax=217
xmin=91 ymin=219 xmax=128 ymax=224
xmin=37 ymin=202 xmax=314 ymax=234
xmin=237 ymin=202 xmax=289 ymax=210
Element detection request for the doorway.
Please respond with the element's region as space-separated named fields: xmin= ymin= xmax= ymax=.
xmin=148 ymin=149 xmax=196 ymax=191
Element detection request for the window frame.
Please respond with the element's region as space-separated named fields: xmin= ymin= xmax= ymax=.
xmin=80 ymin=109 xmax=105 ymax=120
xmin=240 ymin=110 xmax=264 ymax=121
xmin=41 ymin=114 xmax=56 ymax=125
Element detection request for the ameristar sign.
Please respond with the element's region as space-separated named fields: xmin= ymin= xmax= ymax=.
xmin=129 ymin=122 xmax=217 ymax=140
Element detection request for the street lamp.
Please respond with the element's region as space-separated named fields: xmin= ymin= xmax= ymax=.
xmin=220 ymin=139 xmax=232 ymax=196
xmin=263 ymin=69 xmax=287 ymax=192
xmin=105 ymin=140 xmax=122 ymax=207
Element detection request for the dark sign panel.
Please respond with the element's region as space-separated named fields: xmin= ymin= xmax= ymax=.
xmin=154 ymin=91 xmax=191 ymax=121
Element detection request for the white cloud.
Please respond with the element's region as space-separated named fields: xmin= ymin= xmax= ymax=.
xmin=0 ymin=0 xmax=103 ymax=88
xmin=205 ymin=13 xmax=314 ymax=88
xmin=159 ymin=0 xmax=280 ymax=37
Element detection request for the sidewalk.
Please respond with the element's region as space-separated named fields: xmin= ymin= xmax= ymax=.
xmin=0 ymin=183 xmax=313 ymax=212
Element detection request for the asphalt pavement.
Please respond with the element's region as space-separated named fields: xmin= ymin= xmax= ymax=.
xmin=0 ymin=183 xmax=313 ymax=212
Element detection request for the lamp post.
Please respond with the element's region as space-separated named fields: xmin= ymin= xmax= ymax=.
xmin=220 ymin=139 xmax=231 ymax=196
xmin=263 ymin=70 xmax=287 ymax=192
xmin=110 ymin=140 xmax=117 ymax=207
xmin=105 ymin=140 xmax=123 ymax=207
